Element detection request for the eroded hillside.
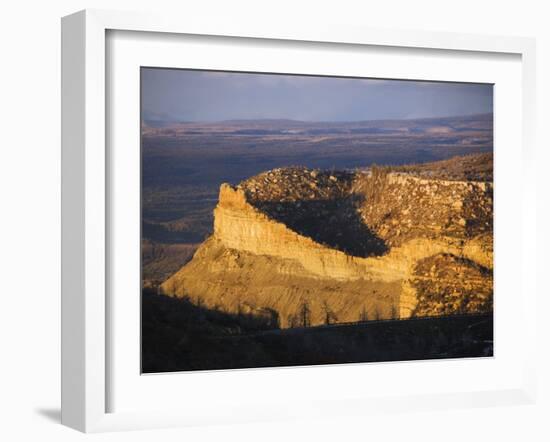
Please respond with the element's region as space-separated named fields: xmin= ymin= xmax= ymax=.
xmin=161 ymin=155 xmax=493 ymax=327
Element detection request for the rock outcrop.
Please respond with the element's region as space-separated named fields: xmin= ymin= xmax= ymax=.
xmin=161 ymin=160 xmax=493 ymax=327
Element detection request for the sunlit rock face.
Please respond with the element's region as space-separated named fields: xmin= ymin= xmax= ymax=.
xmin=162 ymin=159 xmax=493 ymax=328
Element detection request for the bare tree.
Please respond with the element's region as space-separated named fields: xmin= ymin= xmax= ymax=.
xmin=359 ymin=305 xmax=369 ymax=322
xmin=287 ymin=314 xmax=297 ymax=328
xmin=390 ymin=304 xmax=398 ymax=320
xmin=262 ymin=308 xmax=280 ymax=329
xmin=322 ymin=301 xmax=338 ymax=326
xmin=298 ymin=300 xmax=311 ymax=328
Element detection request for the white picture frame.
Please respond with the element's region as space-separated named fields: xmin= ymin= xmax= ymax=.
xmin=61 ymin=9 xmax=538 ymax=433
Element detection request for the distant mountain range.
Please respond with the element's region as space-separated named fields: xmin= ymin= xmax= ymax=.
xmin=142 ymin=113 xmax=493 ymax=135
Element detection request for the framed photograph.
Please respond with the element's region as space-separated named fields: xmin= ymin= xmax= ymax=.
xmin=61 ymin=9 xmax=537 ymax=432
xmin=141 ymin=67 xmax=496 ymax=373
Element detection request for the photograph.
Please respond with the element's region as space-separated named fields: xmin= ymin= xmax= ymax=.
xmin=140 ymin=68 xmax=494 ymax=373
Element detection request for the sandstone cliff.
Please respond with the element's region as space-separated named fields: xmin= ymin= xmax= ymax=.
xmin=161 ymin=160 xmax=493 ymax=327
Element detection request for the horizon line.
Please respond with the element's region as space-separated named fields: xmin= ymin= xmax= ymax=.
xmin=142 ymin=112 xmax=493 ymax=126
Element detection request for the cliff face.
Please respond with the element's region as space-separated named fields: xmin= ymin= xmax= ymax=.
xmin=161 ymin=165 xmax=493 ymax=327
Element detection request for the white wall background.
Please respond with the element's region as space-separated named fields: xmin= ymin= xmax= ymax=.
xmin=0 ymin=1 xmax=548 ymax=440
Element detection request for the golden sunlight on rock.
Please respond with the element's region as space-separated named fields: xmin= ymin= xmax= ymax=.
xmin=161 ymin=156 xmax=493 ymax=328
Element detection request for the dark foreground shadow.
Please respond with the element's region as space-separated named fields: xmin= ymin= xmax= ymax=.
xmin=142 ymin=292 xmax=493 ymax=374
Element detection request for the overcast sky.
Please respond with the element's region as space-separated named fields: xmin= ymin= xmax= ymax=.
xmin=141 ymin=68 xmax=493 ymax=123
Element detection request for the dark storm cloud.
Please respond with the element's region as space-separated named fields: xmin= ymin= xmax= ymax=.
xmin=141 ymin=68 xmax=493 ymax=123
